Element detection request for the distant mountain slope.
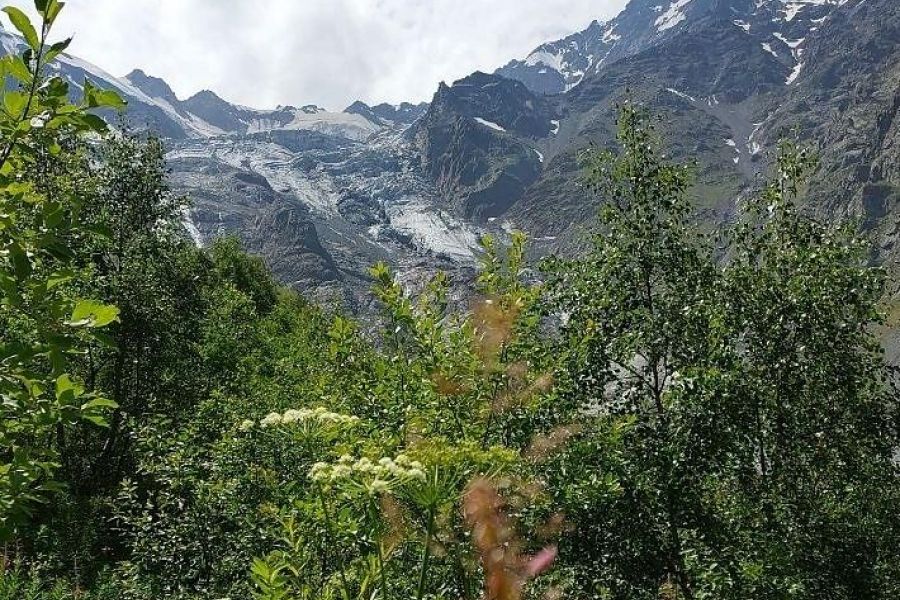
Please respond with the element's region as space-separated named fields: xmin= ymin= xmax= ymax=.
xmin=1 ymin=23 xmax=394 ymax=142
xmin=497 ymin=0 xmax=849 ymax=96
xmin=3 ymin=0 xmax=895 ymax=312
xmin=419 ymin=0 xmax=897 ymax=264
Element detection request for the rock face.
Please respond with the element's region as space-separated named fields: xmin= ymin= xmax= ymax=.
xmin=2 ymin=0 xmax=897 ymax=310
xmin=408 ymin=73 xmax=555 ymax=220
xmin=344 ymin=101 xmax=429 ymax=126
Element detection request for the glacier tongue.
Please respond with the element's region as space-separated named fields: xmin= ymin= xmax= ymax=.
xmin=166 ymin=116 xmax=498 ymax=308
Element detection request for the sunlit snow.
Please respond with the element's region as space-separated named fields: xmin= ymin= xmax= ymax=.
xmin=655 ymin=0 xmax=695 ymax=32
xmin=474 ymin=117 xmax=506 ymax=132
xmin=666 ymin=88 xmax=696 ymax=102
xmin=786 ymin=61 xmax=804 ymax=84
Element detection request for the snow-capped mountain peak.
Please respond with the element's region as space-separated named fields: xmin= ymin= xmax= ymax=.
xmin=497 ymin=0 xmax=850 ymax=96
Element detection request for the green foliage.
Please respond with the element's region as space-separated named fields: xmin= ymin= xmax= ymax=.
xmin=0 ymin=0 xmax=122 ymax=541
xmin=245 ymin=245 xmax=565 ymax=600
xmin=542 ymin=104 xmax=900 ymax=599
xmin=209 ymin=236 xmax=279 ymax=315
xmin=0 ymin=7 xmax=897 ymax=596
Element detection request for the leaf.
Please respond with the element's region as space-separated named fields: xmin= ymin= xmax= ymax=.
xmin=46 ymin=269 xmax=75 ymax=289
xmin=43 ymin=37 xmax=71 ymax=63
xmin=46 ymin=1 xmax=64 ymax=26
xmin=81 ymin=414 xmax=109 ymax=427
xmin=3 ymin=7 xmax=39 ymax=51
xmin=0 ymin=272 xmax=18 ymax=302
xmin=86 ymin=223 xmax=113 ymax=238
xmin=75 ymin=113 xmax=107 ymax=133
xmin=9 ymin=243 xmax=31 ymax=280
xmin=93 ymin=89 xmax=126 ymax=111
xmin=41 ymin=76 xmax=69 ymax=104
xmin=81 ymin=397 xmax=117 ymax=411
xmin=55 ymin=373 xmax=83 ymax=401
xmin=69 ymin=300 xmax=119 ymax=328
xmin=3 ymin=55 xmax=32 ymax=83
xmin=42 ymin=237 xmax=75 ymax=261
xmin=4 ymin=90 xmax=28 ymax=117
xmin=90 ymin=331 xmax=116 ymax=348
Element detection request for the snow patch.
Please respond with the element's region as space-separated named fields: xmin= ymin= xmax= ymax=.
xmin=761 ymin=42 xmax=779 ymax=58
xmin=534 ymin=148 xmax=545 ymax=163
xmin=474 ymin=117 xmax=506 ymax=132
xmin=786 ymin=61 xmax=804 ymax=84
xmin=655 ymin=0 xmax=695 ymax=32
xmin=734 ymin=19 xmax=751 ymax=32
xmin=779 ymin=0 xmax=833 ymax=22
xmin=666 ymin=88 xmax=696 ymax=102
xmin=748 ymin=123 xmax=764 ymax=156
xmin=278 ymin=109 xmax=380 ymax=141
xmin=773 ymin=32 xmax=804 ymax=48
xmin=524 ymin=49 xmax=564 ymax=72
xmin=725 ymin=139 xmax=741 ymax=163
xmin=550 ymin=120 xmax=560 ymax=135
xmin=602 ymin=26 xmax=621 ymax=43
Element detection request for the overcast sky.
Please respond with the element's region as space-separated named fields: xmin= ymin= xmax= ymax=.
xmin=5 ymin=0 xmax=626 ymax=110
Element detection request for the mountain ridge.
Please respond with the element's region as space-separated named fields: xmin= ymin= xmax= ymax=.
xmin=2 ymin=0 xmax=895 ymax=313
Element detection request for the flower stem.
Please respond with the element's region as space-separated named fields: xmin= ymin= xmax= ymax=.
xmin=318 ymin=487 xmax=351 ymax=600
xmin=415 ymin=506 xmax=437 ymax=600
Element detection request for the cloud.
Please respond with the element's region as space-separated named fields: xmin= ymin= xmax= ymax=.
xmin=5 ymin=0 xmax=627 ymax=110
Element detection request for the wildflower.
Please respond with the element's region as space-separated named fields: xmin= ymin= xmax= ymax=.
xmin=309 ymin=462 xmax=331 ymax=482
xmin=238 ymin=419 xmax=255 ymax=432
xmin=260 ymin=412 xmax=283 ymax=428
xmin=464 ymin=478 xmax=557 ymax=600
xmin=330 ymin=465 xmax=352 ymax=480
xmin=368 ymin=479 xmax=390 ymax=495
xmin=281 ymin=410 xmax=297 ymax=423
xmin=354 ymin=457 xmax=375 ymax=473
xmin=407 ymin=468 xmax=427 ymax=482
xmin=524 ymin=546 xmax=557 ymax=578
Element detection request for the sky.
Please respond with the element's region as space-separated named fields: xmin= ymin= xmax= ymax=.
xmin=4 ymin=0 xmax=627 ymax=110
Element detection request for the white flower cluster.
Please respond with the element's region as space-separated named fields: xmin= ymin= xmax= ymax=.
xmin=309 ymin=454 xmax=427 ymax=495
xmin=241 ymin=407 xmax=361 ymax=431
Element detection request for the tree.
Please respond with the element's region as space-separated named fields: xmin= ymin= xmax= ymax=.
xmin=0 ymin=0 xmax=122 ymax=540
xmin=543 ymin=104 xmax=900 ymax=599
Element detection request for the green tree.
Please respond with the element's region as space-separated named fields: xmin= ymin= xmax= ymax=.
xmin=0 ymin=0 xmax=122 ymax=540
xmin=543 ymin=105 xmax=900 ymax=599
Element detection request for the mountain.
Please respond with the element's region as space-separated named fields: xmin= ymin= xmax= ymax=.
xmin=2 ymin=0 xmax=896 ymax=312
xmin=440 ymin=0 xmax=899 ymax=260
xmin=497 ymin=0 xmax=845 ymax=96
xmin=344 ymin=101 xmax=429 ymax=126
xmin=407 ymin=72 xmax=556 ymax=220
